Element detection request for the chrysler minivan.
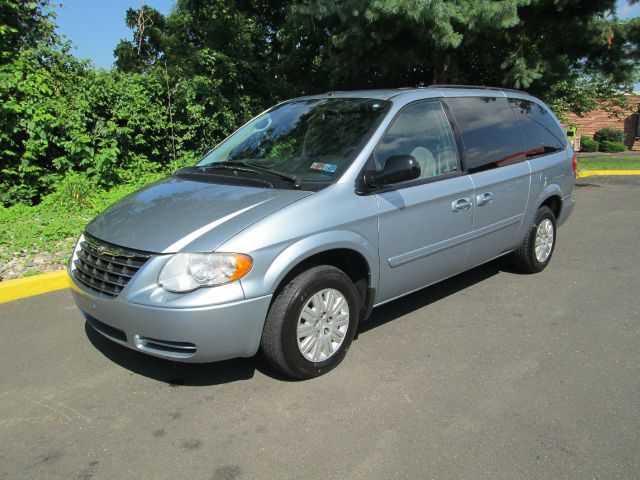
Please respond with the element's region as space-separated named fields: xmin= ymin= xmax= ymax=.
xmin=69 ymin=86 xmax=576 ymax=379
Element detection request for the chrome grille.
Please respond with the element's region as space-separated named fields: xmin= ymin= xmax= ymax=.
xmin=72 ymin=233 xmax=152 ymax=297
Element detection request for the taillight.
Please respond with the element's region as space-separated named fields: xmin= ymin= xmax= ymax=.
xmin=572 ymin=153 xmax=578 ymax=177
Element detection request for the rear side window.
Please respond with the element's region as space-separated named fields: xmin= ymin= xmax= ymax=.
xmin=445 ymin=96 xmax=525 ymax=172
xmin=509 ymin=98 xmax=565 ymax=158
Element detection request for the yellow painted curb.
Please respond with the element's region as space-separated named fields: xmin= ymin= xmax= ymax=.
xmin=0 ymin=270 xmax=70 ymax=304
xmin=578 ymin=170 xmax=640 ymax=178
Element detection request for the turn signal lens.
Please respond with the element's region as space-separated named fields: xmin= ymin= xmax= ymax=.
xmin=572 ymin=153 xmax=578 ymax=177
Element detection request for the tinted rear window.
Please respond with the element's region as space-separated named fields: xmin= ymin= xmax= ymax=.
xmin=446 ymin=96 xmax=525 ymax=172
xmin=509 ymin=98 xmax=565 ymax=158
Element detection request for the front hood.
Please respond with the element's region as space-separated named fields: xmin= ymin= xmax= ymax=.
xmin=86 ymin=177 xmax=312 ymax=253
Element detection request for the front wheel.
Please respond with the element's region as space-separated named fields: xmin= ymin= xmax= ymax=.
xmin=260 ymin=265 xmax=359 ymax=379
xmin=511 ymin=206 xmax=557 ymax=273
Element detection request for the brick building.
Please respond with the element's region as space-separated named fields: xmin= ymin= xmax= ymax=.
xmin=565 ymin=94 xmax=640 ymax=151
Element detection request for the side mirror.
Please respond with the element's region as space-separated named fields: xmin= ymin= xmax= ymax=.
xmin=364 ymin=154 xmax=421 ymax=187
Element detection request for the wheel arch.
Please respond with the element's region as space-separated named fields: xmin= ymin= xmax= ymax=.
xmin=534 ymin=184 xmax=564 ymax=220
xmin=262 ymin=231 xmax=378 ymax=317
xmin=540 ymin=194 xmax=562 ymax=220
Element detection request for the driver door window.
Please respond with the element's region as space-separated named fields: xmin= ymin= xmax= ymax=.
xmin=375 ymin=101 xmax=459 ymax=181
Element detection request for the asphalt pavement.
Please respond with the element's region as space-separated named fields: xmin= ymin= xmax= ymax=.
xmin=1 ymin=176 xmax=639 ymax=480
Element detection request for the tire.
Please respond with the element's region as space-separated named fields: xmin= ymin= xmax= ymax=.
xmin=511 ymin=206 xmax=557 ymax=273
xmin=260 ymin=265 xmax=360 ymax=379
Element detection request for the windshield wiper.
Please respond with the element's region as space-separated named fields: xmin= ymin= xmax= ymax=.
xmin=202 ymin=161 xmax=301 ymax=188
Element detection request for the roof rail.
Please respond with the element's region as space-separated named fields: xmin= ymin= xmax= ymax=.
xmin=427 ymin=84 xmax=528 ymax=95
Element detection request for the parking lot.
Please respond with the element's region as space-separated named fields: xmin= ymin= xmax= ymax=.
xmin=1 ymin=176 xmax=639 ymax=480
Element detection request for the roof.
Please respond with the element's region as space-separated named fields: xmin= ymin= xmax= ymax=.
xmin=291 ymin=85 xmax=534 ymax=102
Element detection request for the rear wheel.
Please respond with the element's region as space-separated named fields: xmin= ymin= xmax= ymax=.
xmin=511 ymin=206 xmax=557 ymax=273
xmin=260 ymin=265 xmax=359 ymax=379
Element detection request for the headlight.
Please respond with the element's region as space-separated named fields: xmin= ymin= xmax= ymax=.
xmin=158 ymin=253 xmax=252 ymax=293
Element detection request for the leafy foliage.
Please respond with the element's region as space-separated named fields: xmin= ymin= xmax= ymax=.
xmin=276 ymin=0 xmax=640 ymax=97
xmin=546 ymin=73 xmax=633 ymax=121
xmin=0 ymin=46 xmax=178 ymax=204
xmin=0 ymin=1 xmax=261 ymax=206
xmin=0 ymin=171 xmax=165 ymax=264
xmin=0 ymin=0 xmax=56 ymax=64
xmin=580 ymin=136 xmax=600 ymax=152
xmin=111 ymin=0 xmax=640 ymax=131
xmin=600 ymin=141 xmax=628 ymax=152
xmin=594 ymin=127 xmax=625 ymax=143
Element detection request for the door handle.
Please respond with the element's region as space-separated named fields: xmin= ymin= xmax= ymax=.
xmin=476 ymin=192 xmax=493 ymax=206
xmin=451 ymin=197 xmax=472 ymax=212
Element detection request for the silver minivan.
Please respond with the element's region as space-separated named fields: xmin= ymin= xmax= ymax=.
xmin=69 ymin=86 xmax=576 ymax=379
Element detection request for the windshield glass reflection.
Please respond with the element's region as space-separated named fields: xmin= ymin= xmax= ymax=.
xmin=198 ymin=98 xmax=390 ymax=184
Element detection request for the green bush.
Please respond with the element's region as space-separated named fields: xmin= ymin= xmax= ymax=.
xmin=594 ymin=128 xmax=625 ymax=143
xmin=0 ymin=44 xmax=254 ymax=207
xmin=600 ymin=141 xmax=627 ymax=153
xmin=580 ymin=136 xmax=599 ymax=152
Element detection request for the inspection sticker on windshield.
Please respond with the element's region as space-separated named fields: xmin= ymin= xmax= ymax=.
xmin=310 ymin=162 xmax=337 ymax=173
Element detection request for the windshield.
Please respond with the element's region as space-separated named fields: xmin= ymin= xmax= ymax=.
xmin=197 ymin=98 xmax=390 ymax=186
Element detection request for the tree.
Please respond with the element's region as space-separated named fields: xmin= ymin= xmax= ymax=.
xmin=116 ymin=1 xmax=639 ymax=103
xmin=0 ymin=1 xmax=180 ymax=204
xmin=546 ymin=73 xmax=633 ymax=121
xmin=113 ymin=5 xmax=168 ymax=73
xmin=108 ymin=0 xmax=640 ymax=177
xmin=281 ymin=0 xmax=639 ymax=101
xmin=114 ymin=1 xmax=289 ymax=154
xmin=0 ymin=0 xmax=57 ymax=64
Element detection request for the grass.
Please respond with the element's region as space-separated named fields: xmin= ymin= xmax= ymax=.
xmin=0 ymin=172 xmax=165 ymax=279
xmin=0 ymin=183 xmax=147 ymax=263
xmin=578 ymin=156 xmax=640 ymax=171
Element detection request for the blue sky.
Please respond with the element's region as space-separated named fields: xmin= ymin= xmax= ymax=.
xmin=55 ymin=0 xmax=174 ymax=68
xmin=618 ymin=0 xmax=640 ymax=18
xmin=56 ymin=0 xmax=640 ymax=70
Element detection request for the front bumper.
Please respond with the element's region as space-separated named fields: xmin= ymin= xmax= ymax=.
xmin=70 ymin=270 xmax=272 ymax=363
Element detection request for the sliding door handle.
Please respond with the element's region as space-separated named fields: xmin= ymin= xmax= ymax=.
xmin=476 ymin=192 xmax=493 ymax=206
xmin=452 ymin=197 xmax=472 ymax=212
